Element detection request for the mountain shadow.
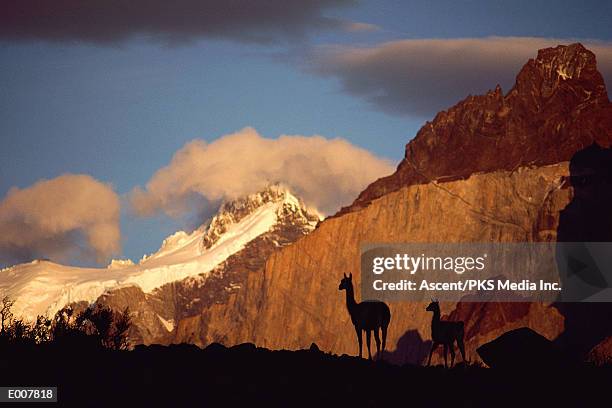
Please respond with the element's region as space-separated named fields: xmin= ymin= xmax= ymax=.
xmin=554 ymin=143 xmax=612 ymax=359
xmin=375 ymin=329 xmax=432 ymax=365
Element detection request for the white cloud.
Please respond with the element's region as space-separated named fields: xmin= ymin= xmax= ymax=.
xmin=309 ymin=37 xmax=612 ymax=117
xmin=130 ymin=127 xmax=394 ymax=217
xmin=0 ymin=174 xmax=121 ymax=265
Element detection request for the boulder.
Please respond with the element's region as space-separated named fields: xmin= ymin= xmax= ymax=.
xmin=477 ymin=327 xmax=567 ymax=368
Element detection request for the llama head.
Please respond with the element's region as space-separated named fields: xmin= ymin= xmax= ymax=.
xmin=425 ymin=299 xmax=440 ymax=313
xmin=338 ymin=273 xmax=353 ymax=291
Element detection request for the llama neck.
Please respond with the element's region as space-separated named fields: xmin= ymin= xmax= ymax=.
xmin=431 ymin=310 xmax=441 ymax=328
xmin=345 ymin=286 xmax=357 ymax=313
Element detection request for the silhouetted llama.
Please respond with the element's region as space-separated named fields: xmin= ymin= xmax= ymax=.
xmin=426 ymin=300 xmax=466 ymax=368
xmin=339 ymin=273 xmax=391 ymax=360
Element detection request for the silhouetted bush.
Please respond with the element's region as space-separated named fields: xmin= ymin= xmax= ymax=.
xmin=0 ymin=295 xmax=130 ymax=350
xmin=52 ymin=304 xmax=131 ymax=350
xmin=1 ymin=296 xmax=42 ymax=346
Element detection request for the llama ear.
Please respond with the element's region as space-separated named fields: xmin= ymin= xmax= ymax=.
xmin=343 ymin=273 xmax=347 ymax=279
xmin=349 ymin=273 xmax=352 ymax=279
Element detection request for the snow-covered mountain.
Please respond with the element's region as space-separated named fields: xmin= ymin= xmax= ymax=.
xmin=0 ymin=185 xmax=322 ymax=325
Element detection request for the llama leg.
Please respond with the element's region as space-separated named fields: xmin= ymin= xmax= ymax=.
xmin=366 ymin=330 xmax=372 ymax=360
xmin=427 ymin=342 xmax=437 ymax=366
xmin=374 ymin=328 xmax=381 ymax=360
xmin=443 ymin=344 xmax=448 ymax=368
xmin=458 ymin=339 xmax=466 ymax=363
xmin=356 ymin=327 xmax=363 ymax=358
xmin=381 ymin=324 xmax=388 ymax=358
xmin=449 ymin=343 xmax=456 ymax=368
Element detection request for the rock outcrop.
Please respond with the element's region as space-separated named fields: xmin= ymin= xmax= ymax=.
xmin=338 ymin=43 xmax=612 ymax=216
xmin=477 ymin=327 xmax=568 ymax=368
xmin=587 ymin=336 xmax=612 ymax=365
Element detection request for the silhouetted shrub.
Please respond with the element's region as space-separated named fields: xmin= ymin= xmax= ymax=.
xmin=52 ymin=304 xmax=132 ymax=350
xmin=1 ymin=295 xmax=46 ymax=346
xmin=0 ymin=296 xmax=14 ymax=334
xmin=0 ymin=295 xmax=131 ymax=350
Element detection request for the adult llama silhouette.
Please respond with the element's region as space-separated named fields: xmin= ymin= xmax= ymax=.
xmin=426 ymin=300 xmax=466 ymax=368
xmin=338 ymin=273 xmax=390 ymax=360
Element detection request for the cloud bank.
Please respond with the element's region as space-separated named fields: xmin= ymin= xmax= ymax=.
xmin=130 ymin=127 xmax=394 ymax=217
xmin=309 ymin=37 xmax=612 ymax=117
xmin=0 ymin=174 xmax=121 ymax=265
xmin=0 ymin=0 xmax=356 ymax=45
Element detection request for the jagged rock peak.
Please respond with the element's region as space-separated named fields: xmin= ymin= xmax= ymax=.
xmin=202 ymin=184 xmax=322 ymax=249
xmin=537 ymin=44 xmax=604 ymax=92
xmin=336 ymin=43 xmax=612 ymax=217
xmin=509 ymin=43 xmax=608 ymax=106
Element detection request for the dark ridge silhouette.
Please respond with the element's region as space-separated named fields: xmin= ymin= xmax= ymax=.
xmin=338 ymin=273 xmax=391 ymax=360
xmin=426 ymin=300 xmax=466 ymax=368
xmin=375 ymin=329 xmax=432 ymax=365
xmin=0 ymin=340 xmax=610 ymax=407
xmin=477 ymin=327 xmax=569 ymax=369
xmin=554 ymin=143 xmax=612 ymax=360
xmin=557 ymin=143 xmax=612 ymax=243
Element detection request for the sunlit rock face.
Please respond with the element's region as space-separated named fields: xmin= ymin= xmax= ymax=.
xmin=164 ymin=43 xmax=611 ymax=364
xmin=95 ymin=185 xmax=322 ymax=345
xmin=186 ymin=164 xmax=569 ymax=363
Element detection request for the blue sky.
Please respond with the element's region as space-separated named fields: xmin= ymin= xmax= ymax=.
xmin=1 ymin=0 xmax=611 ymax=265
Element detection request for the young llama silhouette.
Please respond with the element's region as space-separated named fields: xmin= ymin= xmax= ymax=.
xmin=338 ymin=273 xmax=391 ymax=360
xmin=425 ymin=300 xmax=466 ymax=368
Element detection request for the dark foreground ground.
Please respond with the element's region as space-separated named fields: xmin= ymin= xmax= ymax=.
xmin=1 ymin=342 xmax=611 ymax=407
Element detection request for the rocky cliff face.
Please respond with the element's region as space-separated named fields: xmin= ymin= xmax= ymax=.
xmin=338 ymin=43 xmax=612 ymax=216
xmin=93 ymin=186 xmax=321 ymax=345
xmin=163 ymin=43 xmax=611 ymax=364
xmin=173 ymin=164 xmax=570 ymax=363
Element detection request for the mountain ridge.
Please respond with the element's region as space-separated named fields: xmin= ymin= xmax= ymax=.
xmin=337 ymin=43 xmax=612 ymax=216
xmin=179 ymin=43 xmax=611 ymax=364
xmin=0 ymin=185 xmax=321 ymax=324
